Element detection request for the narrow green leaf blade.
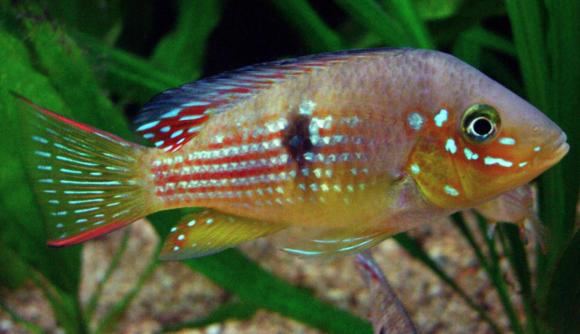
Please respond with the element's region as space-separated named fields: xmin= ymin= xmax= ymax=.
xmin=271 ymin=0 xmax=344 ymax=52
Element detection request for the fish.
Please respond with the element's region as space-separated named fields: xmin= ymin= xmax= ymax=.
xmin=20 ymin=48 xmax=569 ymax=260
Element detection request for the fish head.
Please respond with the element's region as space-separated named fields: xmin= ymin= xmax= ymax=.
xmin=407 ymin=52 xmax=569 ymax=209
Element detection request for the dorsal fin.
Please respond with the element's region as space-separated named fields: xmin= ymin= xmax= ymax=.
xmin=133 ymin=48 xmax=397 ymax=152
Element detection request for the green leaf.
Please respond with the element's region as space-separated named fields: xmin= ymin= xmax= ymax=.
xmin=412 ymin=0 xmax=464 ymax=21
xmin=427 ymin=0 xmax=505 ymax=46
xmin=335 ymin=0 xmax=411 ymax=46
xmin=387 ymin=0 xmax=435 ymax=48
xmin=149 ymin=214 xmax=371 ymax=334
xmin=74 ymin=31 xmax=182 ymax=103
xmin=0 ymin=18 xmax=82 ymax=297
xmin=474 ymin=217 xmax=523 ymax=334
xmin=151 ymin=0 xmax=222 ymax=80
xmin=394 ymin=233 xmax=501 ymax=333
xmin=497 ymin=224 xmax=537 ymax=333
xmin=41 ymin=0 xmax=123 ymax=39
xmin=0 ymin=245 xmax=29 ymax=289
xmin=161 ymin=300 xmax=258 ymax=332
xmin=271 ymin=0 xmax=344 ymax=52
xmin=24 ymin=21 xmax=132 ymax=138
xmin=544 ymin=0 xmax=580 ymax=246
xmin=544 ymin=230 xmax=580 ymax=334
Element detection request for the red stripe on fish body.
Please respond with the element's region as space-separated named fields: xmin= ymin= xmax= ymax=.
xmin=145 ymin=54 xmax=427 ymax=229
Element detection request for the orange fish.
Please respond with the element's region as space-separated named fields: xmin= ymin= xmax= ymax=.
xmin=22 ymin=49 xmax=569 ymax=259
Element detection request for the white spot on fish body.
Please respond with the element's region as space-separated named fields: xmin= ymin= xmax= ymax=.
xmin=173 ymin=246 xmax=180 ymax=252
xmin=434 ymin=109 xmax=448 ymax=127
xmin=206 ymin=219 xmax=214 ymax=225
xmin=444 ymin=185 xmax=460 ymax=197
xmin=187 ymin=220 xmax=196 ymax=227
xmin=161 ymin=108 xmax=182 ymax=118
xmin=534 ymin=146 xmax=541 ymax=152
xmin=137 ymin=120 xmax=160 ymax=131
xmin=177 ymin=234 xmax=185 ymax=241
xmin=407 ymin=112 xmax=424 ymax=130
xmin=299 ymin=100 xmax=316 ymax=116
xmin=484 ymin=156 xmax=513 ymax=167
xmin=463 ymin=148 xmax=479 ymax=160
xmin=445 ymin=138 xmax=457 ymax=154
xmin=518 ymin=161 xmax=528 ymax=167
xmin=171 ymin=130 xmax=184 ymax=139
xmin=410 ymin=163 xmax=421 ymax=174
xmin=160 ymin=126 xmax=171 ymax=133
xmin=155 ymin=140 xmax=164 ymax=147
xmin=499 ymin=137 xmax=516 ymax=145
xmin=182 ymin=101 xmax=210 ymax=107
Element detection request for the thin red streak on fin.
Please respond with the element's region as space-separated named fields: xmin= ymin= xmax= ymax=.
xmin=47 ymin=220 xmax=132 ymax=246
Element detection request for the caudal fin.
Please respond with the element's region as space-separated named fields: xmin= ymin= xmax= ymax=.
xmin=19 ymin=96 xmax=153 ymax=246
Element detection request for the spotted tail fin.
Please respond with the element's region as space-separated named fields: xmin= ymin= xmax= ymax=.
xmin=19 ymin=96 xmax=153 ymax=246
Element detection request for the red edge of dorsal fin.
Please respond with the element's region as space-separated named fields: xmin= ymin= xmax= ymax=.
xmin=133 ymin=48 xmax=399 ymax=152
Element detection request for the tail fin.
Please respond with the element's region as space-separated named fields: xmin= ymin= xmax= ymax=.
xmin=18 ymin=95 xmax=152 ymax=246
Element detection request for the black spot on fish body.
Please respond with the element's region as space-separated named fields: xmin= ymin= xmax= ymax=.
xmin=283 ymin=114 xmax=313 ymax=169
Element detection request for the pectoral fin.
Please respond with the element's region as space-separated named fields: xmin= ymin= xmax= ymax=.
xmin=160 ymin=210 xmax=285 ymax=260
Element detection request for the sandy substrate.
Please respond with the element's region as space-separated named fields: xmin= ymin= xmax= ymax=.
xmin=0 ymin=215 xmax=525 ymax=333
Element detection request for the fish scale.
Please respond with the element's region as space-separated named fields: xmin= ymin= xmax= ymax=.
xmin=20 ymin=48 xmax=568 ymax=258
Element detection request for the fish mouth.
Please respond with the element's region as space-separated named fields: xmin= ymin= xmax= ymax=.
xmin=539 ymin=132 xmax=569 ymax=167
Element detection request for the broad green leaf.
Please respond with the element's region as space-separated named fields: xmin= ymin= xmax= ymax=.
xmin=151 ymin=0 xmax=223 ymax=81
xmin=24 ymin=22 xmax=131 ymax=138
xmin=150 ymin=212 xmax=371 ymax=334
xmin=161 ymin=300 xmax=258 ymax=332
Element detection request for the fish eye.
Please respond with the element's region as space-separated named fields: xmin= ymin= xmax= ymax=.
xmin=461 ymin=104 xmax=500 ymax=143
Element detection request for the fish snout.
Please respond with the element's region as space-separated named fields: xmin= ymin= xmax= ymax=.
xmin=533 ymin=131 xmax=569 ymax=168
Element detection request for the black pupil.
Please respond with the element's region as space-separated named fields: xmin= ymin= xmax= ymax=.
xmin=472 ymin=118 xmax=492 ymax=136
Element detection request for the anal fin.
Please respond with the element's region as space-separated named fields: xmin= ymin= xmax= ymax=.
xmin=277 ymin=226 xmax=396 ymax=257
xmin=160 ymin=210 xmax=285 ymax=260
